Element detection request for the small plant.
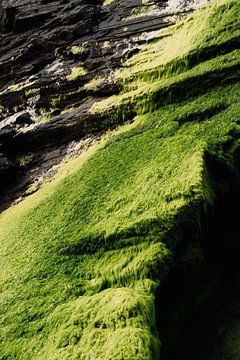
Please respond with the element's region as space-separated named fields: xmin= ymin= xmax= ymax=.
xmin=16 ymin=153 xmax=34 ymax=167
xmin=25 ymin=88 xmax=40 ymax=97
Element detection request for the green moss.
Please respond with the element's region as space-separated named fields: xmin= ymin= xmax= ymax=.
xmin=124 ymin=3 xmax=156 ymax=21
xmin=84 ymin=76 xmax=104 ymax=90
xmin=16 ymin=153 xmax=34 ymax=167
xmin=70 ymin=43 xmax=88 ymax=55
xmin=50 ymin=97 xmax=61 ymax=108
xmin=25 ymin=88 xmax=40 ymax=97
xmin=36 ymin=114 xmax=53 ymax=123
xmin=103 ymin=0 xmax=114 ymax=6
xmin=102 ymin=41 xmax=110 ymax=48
xmin=92 ymin=48 xmax=240 ymax=117
xmin=116 ymin=0 xmax=239 ymax=83
xmin=25 ymin=182 xmax=39 ymax=195
xmin=54 ymin=47 xmax=62 ymax=58
xmin=67 ymin=67 xmax=88 ymax=81
xmin=0 ymin=0 xmax=239 ymax=358
xmin=10 ymin=80 xmax=35 ymax=92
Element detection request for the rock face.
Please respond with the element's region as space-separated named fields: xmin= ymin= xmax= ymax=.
xmin=0 ymin=0 xmax=207 ymax=205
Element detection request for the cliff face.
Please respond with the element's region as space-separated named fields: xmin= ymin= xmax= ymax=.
xmin=0 ymin=0 xmax=240 ymax=359
xmin=0 ymin=0 xmax=206 ymax=209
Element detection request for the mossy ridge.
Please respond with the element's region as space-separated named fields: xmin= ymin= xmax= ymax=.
xmin=92 ymin=48 xmax=240 ymax=126
xmin=117 ymin=0 xmax=239 ymax=82
xmin=0 ymin=0 xmax=240 ymax=358
xmin=92 ymin=0 xmax=240 ymax=116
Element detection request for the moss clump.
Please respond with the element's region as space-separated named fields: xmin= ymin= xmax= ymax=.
xmin=16 ymin=153 xmax=34 ymax=167
xmin=25 ymin=88 xmax=40 ymax=97
xmin=25 ymin=182 xmax=39 ymax=195
xmin=50 ymin=97 xmax=62 ymax=108
xmin=70 ymin=43 xmax=88 ymax=55
xmin=84 ymin=76 xmax=104 ymax=90
xmin=67 ymin=67 xmax=88 ymax=81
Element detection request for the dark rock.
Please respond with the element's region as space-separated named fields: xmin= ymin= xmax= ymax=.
xmin=0 ymin=111 xmax=33 ymax=146
xmin=0 ymin=2 xmax=16 ymax=33
xmin=0 ymin=152 xmax=15 ymax=191
xmin=15 ymin=112 xmax=32 ymax=126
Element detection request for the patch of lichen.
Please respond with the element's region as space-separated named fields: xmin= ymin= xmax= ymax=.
xmin=84 ymin=76 xmax=105 ymax=90
xmin=9 ymin=80 xmax=35 ymax=92
xmin=67 ymin=67 xmax=88 ymax=81
xmin=70 ymin=42 xmax=89 ymax=55
xmin=25 ymin=88 xmax=40 ymax=98
xmin=103 ymin=0 xmax=115 ymax=6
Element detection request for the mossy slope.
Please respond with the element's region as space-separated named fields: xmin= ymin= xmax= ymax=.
xmin=1 ymin=0 xmax=240 ymax=358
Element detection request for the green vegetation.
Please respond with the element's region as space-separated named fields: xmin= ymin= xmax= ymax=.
xmin=84 ymin=76 xmax=104 ymax=90
xmin=25 ymin=88 xmax=40 ymax=97
xmin=16 ymin=153 xmax=34 ymax=167
xmin=70 ymin=43 xmax=88 ymax=55
xmin=36 ymin=114 xmax=52 ymax=124
xmin=0 ymin=0 xmax=240 ymax=358
xmin=117 ymin=0 xmax=240 ymax=82
xmin=9 ymin=80 xmax=35 ymax=92
xmin=103 ymin=0 xmax=115 ymax=6
xmin=67 ymin=67 xmax=88 ymax=81
xmin=93 ymin=0 xmax=240 ymax=115
xmin=124 ymin=4 xmax=156 ymax=21
xmin=25 ymin=182 xmax=39 ymax=195
xmin=50 ymin=96 xmax=62 ymax=108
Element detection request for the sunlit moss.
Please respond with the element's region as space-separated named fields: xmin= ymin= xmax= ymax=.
xmin=25 ymin=88 xmax=40 ymax=97
xmin=103 ymin=0 xmax=114 ymax=6
xmin=84 ymin=76 xmax=104 ymax=90
xmin=70 ymin=42 xmax=88 ymax=55
xmin=67 ymin=67 xmax=88 ymax=81
xmin=9 ymin=80 xmax=35 ymax=92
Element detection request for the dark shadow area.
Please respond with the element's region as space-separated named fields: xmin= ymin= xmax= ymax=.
xmin=156 ymin=186 xmax=240 ymax=360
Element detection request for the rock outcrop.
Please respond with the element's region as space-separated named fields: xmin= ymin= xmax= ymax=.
xmin=0 ymin=0 xmax=207 ymax=208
